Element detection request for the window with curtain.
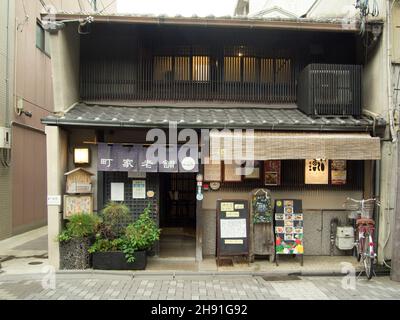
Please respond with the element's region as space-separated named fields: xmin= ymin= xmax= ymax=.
xmin=192 ymin=56 xmax=210 ymax=81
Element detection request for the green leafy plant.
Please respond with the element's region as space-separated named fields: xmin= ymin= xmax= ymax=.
xmin=98 ymin=202 xmax=132 ymax=239
xmin=122 ymin=205 xmax=161 ymax=262
xmin=57 ymin=213 xmax=100 ymax=243
xmin=88 ymin=237 xmax=124 ymax=254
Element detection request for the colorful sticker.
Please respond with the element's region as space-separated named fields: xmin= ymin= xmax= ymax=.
xmin=294 ymin=227 xmax=303 ymax=234
xmin=275 ymin=213 xmax=284 ymax=220
xmin=284 ymin=220 xmax=293 ymax=227
xmin=284 ymin=234 xmax=294 ymax=241
xmin=284 ymin=207 xmax=293 ymax=214
xmin=284 ymin=200 xmax=294 ymax=207
xmin=284 ymin=214 xmax=293 ymax=220
xmin=275 ymin=227 xmax=284 ymax=233
xmin=285 ymin=227 xmax=294 ymax=234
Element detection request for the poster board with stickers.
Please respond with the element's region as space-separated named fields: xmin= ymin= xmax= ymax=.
xmin=216 ymin=200 xmax=250 ymax=266
xmin=274 ymin=199 xmax=304 ymax=266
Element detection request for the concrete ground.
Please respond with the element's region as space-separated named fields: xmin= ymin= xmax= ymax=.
xmin=0 ymin=226 xmax=362 ymax=276
xmin=0 ymin=274 xmax=399 ymax=300
xmin=0 ymin=227 xmax=399 ymax=300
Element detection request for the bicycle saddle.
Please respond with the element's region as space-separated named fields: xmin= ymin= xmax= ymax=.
xmin=356 ymin=218 xmax=375 ymax=226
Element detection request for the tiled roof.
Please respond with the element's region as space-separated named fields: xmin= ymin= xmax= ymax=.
xmin=42 ymin=103 xmax=385 ymax=132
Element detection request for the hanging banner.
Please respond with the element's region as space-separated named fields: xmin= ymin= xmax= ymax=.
xmin=98 ymin=143 xmax=140 ymax=172
xmin=305 ymin=159 xmax=328 ymax=184
xmin=178 ymin=145 xmax=199 ymax=173
xmin=138 ymin=146 xmax=158 ymax=172
xmin=98 ymin=143 xmax=199 ymax=173
xmin=159 ymin=147 xmax=179 ymax=173
xmin=98 ymin=143 xmax=118 ymax=171
xmin=264 ymin=160 xmax=281 ymax=186
xmin=331 ymin=160 xmax=347 ymax=185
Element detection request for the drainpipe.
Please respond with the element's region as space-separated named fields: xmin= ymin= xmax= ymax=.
xmin=374 ymin=159 xmax=381 ymax=257
xmin=5 ymin=0 xmax=11 ymax=126
xmin=387 ymin=0 xmax=397 ymax=142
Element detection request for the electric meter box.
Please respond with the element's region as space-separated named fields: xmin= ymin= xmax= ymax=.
xmin=0 ymin=127 xmax=11 ymax=149
xmin=335 ymin=226 xmax=355 ymax=250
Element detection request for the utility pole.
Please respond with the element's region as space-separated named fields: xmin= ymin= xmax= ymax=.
xmin=392 ymin=134 xmax=400 ymax=281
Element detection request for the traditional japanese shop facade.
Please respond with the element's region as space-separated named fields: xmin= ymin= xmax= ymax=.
xmin=43 ymin=104 xmax=384 ymax=261
xmin=41 ymin=14 xmax=387 ymax=267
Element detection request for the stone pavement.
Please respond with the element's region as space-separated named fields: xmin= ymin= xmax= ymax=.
xmin=0 ymin=274 xmax=399 ymax=300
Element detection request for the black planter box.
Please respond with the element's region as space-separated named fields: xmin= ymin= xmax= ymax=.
xmin=92 ymin=251 xmax=147 ymax=270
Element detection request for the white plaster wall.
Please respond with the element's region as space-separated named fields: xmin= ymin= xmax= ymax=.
xmin=49 ymin=23 xmax=80 ymax=112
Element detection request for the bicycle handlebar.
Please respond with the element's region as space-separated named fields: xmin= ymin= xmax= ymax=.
xmin=346 ymin=197 xmax=381 ymax=206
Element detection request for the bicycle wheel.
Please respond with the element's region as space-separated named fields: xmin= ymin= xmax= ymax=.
xmin=355 ymin=233 xmax=362 ymax=262
xmin=363 ymin=232 xmax=374 ymax=280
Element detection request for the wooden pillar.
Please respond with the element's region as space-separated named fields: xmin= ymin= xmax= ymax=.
xmin=391 ymin=139 xmax=400 ymax=281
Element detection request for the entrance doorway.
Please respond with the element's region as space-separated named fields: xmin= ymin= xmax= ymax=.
xmin=159 ymin=173 xmax=196 ymax=258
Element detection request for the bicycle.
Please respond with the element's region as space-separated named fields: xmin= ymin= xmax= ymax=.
xmin=345 ymin=197 xmax=380 ymax=280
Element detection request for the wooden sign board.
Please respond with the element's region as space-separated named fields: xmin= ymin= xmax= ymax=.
xmin=63 ymin=195 xmax=93 ymax=219
xmin=216 ymin=200 xmax=250 ymax=265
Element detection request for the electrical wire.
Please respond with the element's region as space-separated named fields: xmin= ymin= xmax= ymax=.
xmin=98 ymin=0 xmax=117 ymax=14
xmin=17 ymin=0 xmax=30 ymax=32
xmin=356 ymin=0 xmax=380 ymax=35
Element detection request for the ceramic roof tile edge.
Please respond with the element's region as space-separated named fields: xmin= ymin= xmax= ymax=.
xmin=41 ymin=103 xmax=386 ymax=133
xmin=42 ymin=12 xmax=384 ymax=32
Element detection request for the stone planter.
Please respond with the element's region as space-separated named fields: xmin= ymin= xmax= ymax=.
xmin=92 ymin=251 xmax=147 ymax=270
xmin=59 ymin=238 xmax=91 ymax=270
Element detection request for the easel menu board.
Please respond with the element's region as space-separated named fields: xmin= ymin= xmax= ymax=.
xmin=274 ymin=199 xmax=304 ymax=266
xmin=216 ymin=200 xmax=250 ymax=266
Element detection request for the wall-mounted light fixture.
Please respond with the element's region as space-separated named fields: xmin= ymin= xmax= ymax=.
xmin=74 ymin=147 xmax=90 ymax=165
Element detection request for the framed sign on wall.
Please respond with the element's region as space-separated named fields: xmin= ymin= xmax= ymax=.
xmin=63 ymin=195 xmax=93 ymax=219
xmin=204 ymin=161 xmax=222 ymax=182
xmin=223 ymin=163 xmax=242 ymax=182
xmin=243 ymin=161 xmax=261 ymax=180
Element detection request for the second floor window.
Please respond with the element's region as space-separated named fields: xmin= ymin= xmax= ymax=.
xmin=153 ymin=56 xmax=210 ymax=81
xmin=224 ymin=56 xmax=291 ymax=83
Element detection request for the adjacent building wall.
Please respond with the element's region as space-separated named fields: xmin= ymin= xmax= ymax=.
xmin=49 ymin=23 xmax=80 ymax=112
xmin=0 ymin=0 xmax=14 ymax=240
xmin=362 ymin=1 xmax=397 ymax=264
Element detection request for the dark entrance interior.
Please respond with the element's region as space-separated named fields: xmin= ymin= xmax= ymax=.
xmin=159 ymin=173 xmax=196 ymax=258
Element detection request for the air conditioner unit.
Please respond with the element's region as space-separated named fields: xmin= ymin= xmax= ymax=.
xmin=297 ymin=64 xmax=362 ymax=116
xmin=0 ymin=127 xmax=11 ymax=149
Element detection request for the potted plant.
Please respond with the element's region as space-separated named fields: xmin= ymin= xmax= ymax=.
xmin=90 ymin=205 xmax=161 ymax=270
xmin=58 ymin=213 xmax=99 ymax=270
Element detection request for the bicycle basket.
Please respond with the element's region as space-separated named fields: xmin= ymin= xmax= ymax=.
xmin=344 ymin=199 xmax=375 ymax=219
